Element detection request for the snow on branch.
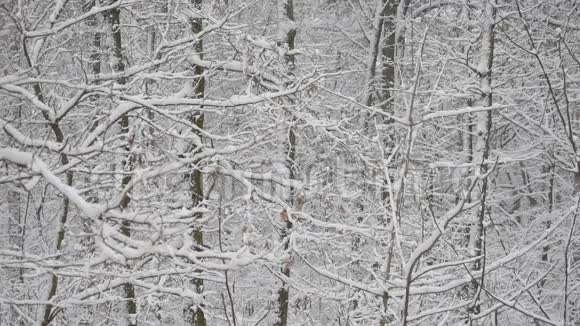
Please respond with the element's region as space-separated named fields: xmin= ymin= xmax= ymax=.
xmin=0 ymin=148 xmax=102 ymax=219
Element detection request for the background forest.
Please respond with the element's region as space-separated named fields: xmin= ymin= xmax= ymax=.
xmin=1 ymin=0 xmax=579 ymax=325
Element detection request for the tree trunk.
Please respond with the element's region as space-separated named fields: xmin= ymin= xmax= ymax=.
xmin=189 ymin=1 xmax=206 ymax=325
xmin=363 ymin=0 xmax=388 ymax=108
xmin=379 ymin=1 xmax=403 ymax=325
xmin=468 ymin=0 xmax=496 ymax=320
xmin=21 ymin=2 xmax=74 ymax=323
xmin=106 ymin=4 xmax=137 ymax=325
xmin=276 ymin=1 xmax=296 ymax=326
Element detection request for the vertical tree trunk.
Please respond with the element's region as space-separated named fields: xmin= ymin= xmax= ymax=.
xmin=276 ymin=1 xmax=296 ymax=326
xmin=468 ymin=0 xmax=495 ymax=320
xmin=363 ymin=0 xmax=388 ymax=108
xmin=7 ymin=189 xmax=22 ymax=279
xmin=189 ymin=1 xmax=206 ymax=325
xmin=106 ymin=4 xmax=137 ymax=326
xmin=533 ymin=163 xmax=554 ymax=326
xmin=86 ymin=0 xmax=102 ymax=78
xmin=380 ymin=0 xmax=402 ymax=114
xmin=21 ymin=2 xmax=75 ymax=323
xmin=85 ymin=0 xmax=102 ymax=206
xmin=379 ymin=1 xmax=403 ymax=325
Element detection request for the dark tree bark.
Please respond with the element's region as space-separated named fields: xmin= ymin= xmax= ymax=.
xmin=276 ymin=1 xmax=297 ymax=326
xmin=189 ymin=1 xmax=207 ymax=325
xmin=467 ymin=0 xmax=496 ymax=320
xmin=378 ymin=1 xmax=403 ymax=325
xmin=20 ymin=3 xmax=74 ymax=325
xmin=106 ymin=4 xmax=138 ymax=325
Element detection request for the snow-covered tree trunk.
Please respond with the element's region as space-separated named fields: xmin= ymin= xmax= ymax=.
xmin=363 ymin=0 xmax=388 ymax=108
xmin=23 ymin=3 xmax=75 ymax=324
xmin=467 ymin=0 xmax=496 ymax=320
xmin=105 ymin=4 xmax=138 ymax=325
xmin=276 ymin=1 xmax=297 ymax=326
xmin=189 ymin=1 xmax=207 ymax=325
xmin=379 ymin=2 xmax=403 ymax=324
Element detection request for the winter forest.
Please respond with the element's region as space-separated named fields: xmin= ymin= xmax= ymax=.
xmin=1 ymin=0 xmax=580 ymax=325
